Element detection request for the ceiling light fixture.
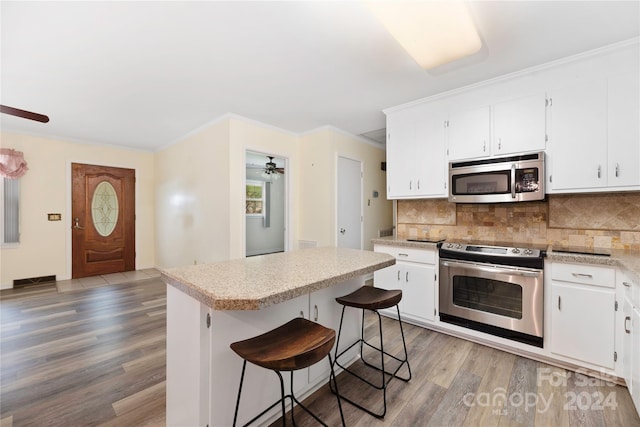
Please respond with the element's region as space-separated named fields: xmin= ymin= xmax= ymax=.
xmin=368 ymin=1 xmax=482 ymax=70
xmin=262 ymin=156 xmax=280 ymax=181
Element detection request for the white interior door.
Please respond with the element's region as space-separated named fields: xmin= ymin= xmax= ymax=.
xmin=337 ymin=156 xmax=362 ymax=249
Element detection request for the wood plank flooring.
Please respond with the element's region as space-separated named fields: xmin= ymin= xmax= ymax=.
xmin=2 ymin=280 xmax=639 ymax=426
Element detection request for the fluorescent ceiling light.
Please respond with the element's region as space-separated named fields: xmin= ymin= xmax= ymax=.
xmin=368 ymin=1 xmax=482 ymax=70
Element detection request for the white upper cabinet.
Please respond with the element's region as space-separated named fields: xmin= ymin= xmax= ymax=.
xmin=492 ymin=93 xmax=547 ymax=155
xmin=608 ymin=70 xmax=640 ymax=188
xmin=385 ymin=104 xmax=446 ymax=199
xmin=547 ymin=71 xmax=640 ymax=192
xmin=446 ymin=106 xmax=491 ymax=161
xmin=547 ymin=79 xmax=608 ymax=191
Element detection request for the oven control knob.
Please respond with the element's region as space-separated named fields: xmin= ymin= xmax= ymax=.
xmin=511 ymin=248 xmax=521 ymax=254
xmin=524 ymin=249 xmax=533 ymax=255
xmin=455 ymin=244 xmax=462 ymax=249
xmin=446 ymin=243 xmax=453 ymax=248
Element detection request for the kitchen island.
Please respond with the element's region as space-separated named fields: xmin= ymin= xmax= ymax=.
xmin=161 ymin=247 xmax=395 ymax=427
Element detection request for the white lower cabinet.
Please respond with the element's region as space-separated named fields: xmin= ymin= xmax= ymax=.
xmin=622 ymin=274 xmax=640 ymax=414
xmin=549 ymin=263 xmax=616 ymax=370
xmin=373 ymin=245 xmax=437 ymax=324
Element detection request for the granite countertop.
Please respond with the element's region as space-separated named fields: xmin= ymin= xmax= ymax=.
xmin=547 ymin=247 xmax=640 ymax=284
xmin=160 ymin=247 xmax=395 ymax=310
xmin=371 ymin=236 xmax=445 ymax=249
xmin=371 ymin=236 xmax=640 ymax=285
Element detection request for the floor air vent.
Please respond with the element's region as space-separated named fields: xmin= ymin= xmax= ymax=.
xmin=14 ymin=275 xmax=56 ymax=287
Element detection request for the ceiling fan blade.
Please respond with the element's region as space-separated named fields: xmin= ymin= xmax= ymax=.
xmin=0 ymin=105 xmax=49 ymax=123
xmin=276 ymin=168 xmax=285 ymax=173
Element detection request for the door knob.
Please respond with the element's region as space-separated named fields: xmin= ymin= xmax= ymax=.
xmin=340 ymin=228 xmax=346 ymax=234
xmin=74 ymin=217 xmax=85 ymax=230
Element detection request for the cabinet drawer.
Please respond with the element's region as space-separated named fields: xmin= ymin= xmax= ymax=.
xmin=552 ymin=263 xmax=615 ymax=288
xmin=374 ymin=245 xmax=435 ymax=264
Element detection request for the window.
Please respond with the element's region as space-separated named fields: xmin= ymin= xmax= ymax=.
xmin=1 ymin=177 xmax=20 ymax=244
xmin=246 ymin=180 xmax=265 ymax=215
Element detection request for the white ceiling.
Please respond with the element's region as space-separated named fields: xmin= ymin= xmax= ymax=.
xmin=1 ymin=1 xmax=638 ymax=152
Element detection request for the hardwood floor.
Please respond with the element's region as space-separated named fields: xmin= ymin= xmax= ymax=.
xmin=0 ymin=279 xmax=166 ymax=427
xmin=1 ymin=281 xmax=639 ymax=426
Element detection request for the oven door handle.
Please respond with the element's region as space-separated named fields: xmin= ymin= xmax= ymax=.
xmin=440 ymin=260 xmax=542 ymax=277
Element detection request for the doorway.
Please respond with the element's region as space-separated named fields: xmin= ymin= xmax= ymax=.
xmin=245 ymin=151 xmax=286 ymax=257
xmin=71 ymin=163 xmax=135 ymax=278
xmin=337 ymin=156 xmax=363 ymax=249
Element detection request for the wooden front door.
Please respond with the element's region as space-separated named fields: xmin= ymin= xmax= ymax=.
xmin=72 ymin=163 xmax=135 ymax=278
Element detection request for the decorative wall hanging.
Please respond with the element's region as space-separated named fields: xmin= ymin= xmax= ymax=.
xmin=0 ymin=148 xmax=29 ymax=179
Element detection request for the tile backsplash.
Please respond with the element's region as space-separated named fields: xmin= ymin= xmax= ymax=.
xmin=397 ymin=192 xmax=640 ymax=250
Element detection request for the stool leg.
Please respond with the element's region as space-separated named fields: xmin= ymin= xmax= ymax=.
xmin=328 ymin=354 xmax=346 ymax=427
xmin=334 ymin=305 xmax=346 ymax=362
xmin=233 ymin=360 xmax=248 ymax=427
xmin=276 ymin=370 xmax=287 ymax=427
xmin=396 ymin=305 xmax=412 ymax=381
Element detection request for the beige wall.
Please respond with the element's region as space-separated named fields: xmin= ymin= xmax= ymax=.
xmin=155 ymin=120 xmax=231 ymax=268
xmin=1 ymin=117 xmax=391 ymax=287
xmin=299 ymin=127 xmax=393 ymax=251
xmin=0 ymin=132 xmax=155 ymax=288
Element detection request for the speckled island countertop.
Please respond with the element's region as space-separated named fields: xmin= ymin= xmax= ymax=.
xmin=160 ymin=247 xmax=395 ymax=310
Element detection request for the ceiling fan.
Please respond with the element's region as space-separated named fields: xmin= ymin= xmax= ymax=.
xmin=262 ymin=156 xmax=284 ymax=180
xmin=0 ymin=105 xmax=49 ymax=123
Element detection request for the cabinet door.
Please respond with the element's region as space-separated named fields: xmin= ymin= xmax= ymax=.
xmin=447 ymin=106 xmax=491 ymax=160
xmin=623 ymin=296 xmax=634 ymax=395
xmin=547 ymin=79 xmax=607 ymax=190
xmin=386 ymin=111 xmax=415 ymax=198
xmin=608 ymin=70 xmax=640 ymax=187
xmin=632 ymin=306 xmax=640 ymax=414
xmin=414 ymin=107 xmax=447 ymax=197
xmin=493 ymin=93 xmax=547 ymax=155
xmin=401 ymin=262 xmax=436 ymax=323
xmin=551 ymin=282 xmax=615 ymax=369
xmin=374 ymin=265 xmax=401 ymax=317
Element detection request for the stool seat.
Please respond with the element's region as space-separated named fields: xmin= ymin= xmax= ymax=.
xmin=335 ymin=286 xmax=402 ymax=310
xmin=231 ymin=317 xmax=335 ymax=371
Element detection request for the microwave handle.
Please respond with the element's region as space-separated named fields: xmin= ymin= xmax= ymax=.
xmin=511 ymin=164 xmax=517 ymax=199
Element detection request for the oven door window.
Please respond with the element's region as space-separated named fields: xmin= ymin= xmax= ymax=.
xmin=452 ymin=275 xmax=523 ymax=319
xmin=451 ymin=171 xmax=510 ymax=195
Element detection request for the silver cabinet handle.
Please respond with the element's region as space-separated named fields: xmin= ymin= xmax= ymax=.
xmin=571 ymin=273 xmax=593 ymax=278
xmin=405 ymin=271 xmax=409 ymax=282
xmin=299 ymin=310 xmax=304 ymax=318
xmin=417 ymin=179 xmax=420 ymax=190
xmin=498 ymin=138 xmax=502 ymax=150
xmin=597 ymin=165 xmax=601 ymax=179
xmin=398 ymin=253 xmax=409 ymax=257
xmin=558 ymin=296 xmax=562 ymax=311
xmin=625 ymin=316 xmax=631 ymax=333
xmin=397 ymin=270 xmax=401 ymax=281
xmin=623 ymin=282 xmax=631 ymax=288
xmin=615 ymin=163 xmax=620 ymax=178
xmin=483 ymin=140 xmax=486 ymax=152
xmin=73 ymin=217 xmax=85 ymax=230
xmin=314 ymin=304 xmax=318 ymax=322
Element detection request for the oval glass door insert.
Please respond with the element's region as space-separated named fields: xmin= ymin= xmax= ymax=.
xmin=91 ymin=181 xmax=119 ymax=236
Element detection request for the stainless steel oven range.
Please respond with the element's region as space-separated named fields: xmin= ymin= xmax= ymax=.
xmin=439 ymin=242 xmax=545 ymax=347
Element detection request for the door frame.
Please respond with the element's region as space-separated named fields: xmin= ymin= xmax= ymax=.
xmin=335 ymin=154 xmax=363 ymax=249
xmin=242 ymin=149 xmax=291 ymax=258
xmin=66 ymin=160 xmax=139 ymax=280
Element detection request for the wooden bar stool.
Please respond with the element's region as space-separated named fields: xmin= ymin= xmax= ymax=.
xmin=331 ymin=286 xmax=411 ymax=418
xmin=230 ymin=317 xmax=345 ymax=427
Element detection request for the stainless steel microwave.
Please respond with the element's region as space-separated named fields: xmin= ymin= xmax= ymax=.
xmin=448 ymin=152 xmax=545 ymax=203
